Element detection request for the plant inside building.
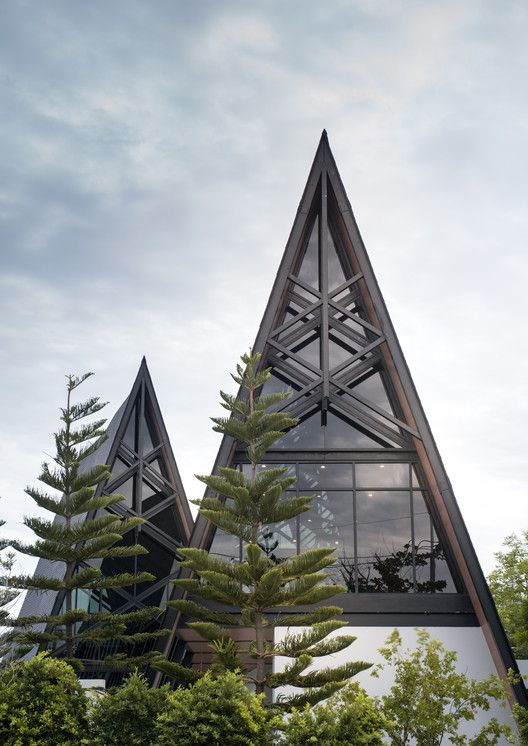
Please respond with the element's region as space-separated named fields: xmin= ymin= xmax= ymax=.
xmin=153 ymin=351 xmax=371 ymax=709
xmin=6 ymin=373 xmax=168 ymax=670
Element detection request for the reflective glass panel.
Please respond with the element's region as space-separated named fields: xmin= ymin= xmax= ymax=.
xmin=298 ymin=463 xmax=352 ymax=490
xmin=299 ymin=490 xmax=354 ymax=588
xmin=141 ymin=480 xmax=165 ymax=513
xmin=412 ymin=491 xmax=433 ymax=591
xmin=146 ymin=456 xmax=169 ymax=480
xmin=325 ymin=408 xmax=383 ymax=449
xmin=351 ymin=372 xmax=394 ymax=415
xmin=291 ymin=330 xmax=320 ymax=368
xmin=100 ymin=529 xmax=136 ymax=578
xmin=148 ymin=504 xmax=182 ymax=543
xmin=141 ymin=406 xmax=159 ymax=454
xmin=123 ymin=406 xmax=137 ymax=451
xmin=210 ymin=528 xmax=241 ymax=563
xmin=110 ymin=456 xmax=130 ymax=481
xmin=136 ymin=533 xmax=176 ymax=594
xmin=297 ymin=216 xmax=319 ymax=290
xmin=327 ymin=225 xmax=347 ymax=292
xmin=328 ymin=330 xmax=356 ymax=369
xmin=112 ymin=475 xmax=135 ymax=509
xmin=275 ymin=409 xmax=324 ymax=449
xmin=356 ymin=490 xmax=413 ymax=592
xmin=259 ymin=517 xmax=297 ymax=562
xmin=355 ymin=463 xmax=409 ymax=488
xmin=432 ymin=528 xmax=457 ymax=593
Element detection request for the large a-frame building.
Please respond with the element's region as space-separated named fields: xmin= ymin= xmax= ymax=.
xmin=18 ymin=133 xmax=525 ymax=717
xmin=168 ymin=131 xmax=526 ymax=709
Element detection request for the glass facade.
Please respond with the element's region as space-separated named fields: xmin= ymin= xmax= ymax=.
xmin=209 ymin=462 xmax=457 ymax=593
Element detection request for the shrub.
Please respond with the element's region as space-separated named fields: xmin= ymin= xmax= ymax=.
xmin=282 ymin=681 xmax=385 ymax=745
xmin=0 ymin=652 xmax=88 ymax=746
xmin=154 ymin=670 xmax=277 ymax=746
xmin=375 ymin=629 xmax=514 ymax=745
xmin=89 ymin=670 xmax=171 ymax=746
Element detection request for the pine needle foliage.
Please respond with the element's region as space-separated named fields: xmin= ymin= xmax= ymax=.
xmin=153 ymin=352 xmax=371 ymax=709
xmin=6 ymin=373 xmax=168 ymax=671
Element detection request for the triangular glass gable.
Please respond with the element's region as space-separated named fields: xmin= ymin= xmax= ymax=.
xmin=201 ymin=135 xmax=460 ymax=598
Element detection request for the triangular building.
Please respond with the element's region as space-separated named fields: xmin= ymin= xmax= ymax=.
xmin=18 ymin=359 xmax=193 ymax=684
xmin=181 ymin=132 xmax=526 ymax=707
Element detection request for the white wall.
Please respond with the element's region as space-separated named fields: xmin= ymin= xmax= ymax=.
xmin=274 ymin=626 xmax=516 ymax=744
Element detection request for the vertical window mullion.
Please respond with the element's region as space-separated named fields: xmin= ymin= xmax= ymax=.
xmin=410 ymin=463 xmax=416 ymax=592
xmin=352 ymin=461 xmax=358 ymax=593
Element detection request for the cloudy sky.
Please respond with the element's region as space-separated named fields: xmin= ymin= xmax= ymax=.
xmin=1 ymin=0 xmax=527 ymax=576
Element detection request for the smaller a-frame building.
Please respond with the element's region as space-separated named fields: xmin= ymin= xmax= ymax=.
xmin=180 ymin=131 xmax=526 ymax=708
xmin=18 ymin=359 xmax=194 ymax=684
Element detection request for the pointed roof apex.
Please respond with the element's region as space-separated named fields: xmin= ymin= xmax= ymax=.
xmin=321 ymin=128 xmax=328 ymax=139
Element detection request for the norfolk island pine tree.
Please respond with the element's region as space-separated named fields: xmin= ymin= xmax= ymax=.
xmin=153 ymin=351 xmax=371 ymax=709
xmin=6 ymin=373 xmax=169 ymax=671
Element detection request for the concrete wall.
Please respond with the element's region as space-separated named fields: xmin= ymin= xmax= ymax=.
xmin=274 ymin=626 xmax=516 ymax=744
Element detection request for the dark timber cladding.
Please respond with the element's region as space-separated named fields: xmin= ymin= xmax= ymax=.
xmin=182 ymin=132 xmax=526 ymax=705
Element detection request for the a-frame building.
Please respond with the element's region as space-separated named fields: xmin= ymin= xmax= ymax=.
xmin=19 ymin=359 xmax=194 ymax=684
xmin=181 ymin=131 xmax=526 ymax=706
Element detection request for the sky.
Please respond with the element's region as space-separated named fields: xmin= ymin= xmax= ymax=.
xmin=0 ymin=0 xmax=527 ymax=576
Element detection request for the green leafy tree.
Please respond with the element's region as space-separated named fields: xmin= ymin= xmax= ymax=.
xmin=488 ymin=531 xmax=528 ymax=658
xmin=0 ymin=652 xmax=89 ymax=746
xmin=89 ymin=670 xmax=171 ymax=746
xmin=374 ymin=628 xmax=514 ymax=746
xmin=154 ymin=351 xmax=370 ymax=709
xmin=282 ymin=681 xmax=386 ymax=745
xmin=155 ymin=670 xmax=276 ymax=746
xmin=0 ymin=504 xmax=20 ymax=664
xmin=6 ymin=373 xmax=167 ymax=670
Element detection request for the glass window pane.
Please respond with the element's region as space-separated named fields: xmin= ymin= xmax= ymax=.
xmin=432 ymin=528 xmax=457 ymax=593
xmin=141 ymin=480 xmax=165 ymax=513
xmin=275 ymin=408 xmax=324 ymax=449
xmin=356 ymin=490 xmax=413 ymax=592
xmin=100 ymin=529 xmax=136 ymax=578
xmin=123 ymin=406 xmax=137 ymax=451
xmin=299 ymin=490 xmax=354 ymax=589
xmin=141 ymin=406 xmax=159 ymax=455
xmin=146 ymin=456 xmax=169 ymax=480
xmin=291 ymin=330 xmax=320 ymax=369
xmin=110 ymin=456 xmax=130 ymax=481
xmin=136 ymin=533 xmax=177 ymax=594
xmin=328 ymin=330 xmax=356 ymax=369
xmin=324 ymin=408 xmax=383 ymax=449
xmin=297 ymin=216 xmax=319 ymax=290
xmin=351 ymin=372 xmax=394 ymax=415
xmin=210 ymin=528 xmax=241 ymax=563
xmin=148 ymin=504 xmax=182 ymax=543
xmin=327 ymin=225 xmax=347 ymax=292
xmin=412 ymin=491 xmax=433 ymax=591
xmin=111 ymin=475 xmax=135 ymax=509
xmin=259 ymin=516 xmax=297 ymax=562
xmin=355 ymin=463 xmax=410 ymax=488
xmin=298 ymin=463 xmax=352 ymax=490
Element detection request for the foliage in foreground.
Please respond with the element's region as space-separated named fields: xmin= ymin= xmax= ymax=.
xmin=7 ymin=373 xmax=167 ymax=670
xmin=281 ymin=681 xmax=385 ymax=745
xmin=0 ymin=653 xmax=88 ymax=746
xmin=155 ymin=670 xmax=277 ymax=746
xmin=488 ymin=531 xmax=528 ymax=659
xmin=89 ymin=670 xmax=171 ymax=746
xmin=154 ymin=351 xmax=371 ymax=709
xmin=374 ymin=628 xmax=514 ymax=746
